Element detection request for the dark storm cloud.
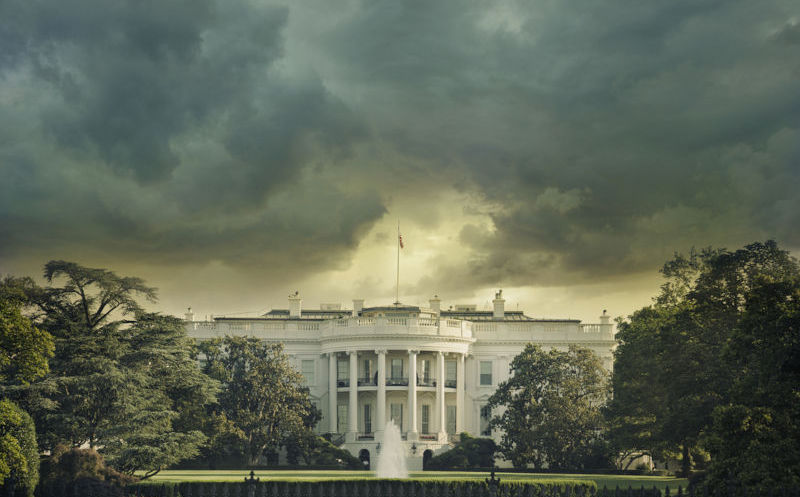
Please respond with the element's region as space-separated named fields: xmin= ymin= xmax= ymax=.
xmin=1 ymin=0 xmax=799 ymax=291
xmin=318 ymin=0 xmax=800 ymax=286
xmin=0 ymin=0 xmax=378 ymax=278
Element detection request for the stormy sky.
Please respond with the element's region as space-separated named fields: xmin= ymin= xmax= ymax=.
xmin=1 ymin=0 xmax=798 ymax=322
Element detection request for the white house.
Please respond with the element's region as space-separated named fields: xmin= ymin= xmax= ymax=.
xmin=184 ymin=291 xmax=616 ymax=470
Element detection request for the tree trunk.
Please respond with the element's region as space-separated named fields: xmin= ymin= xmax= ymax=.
xmin=681 ymin=443 xmax=692 ymax=477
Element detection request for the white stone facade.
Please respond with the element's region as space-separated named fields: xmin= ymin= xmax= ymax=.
xmin=185 ymin=292 xmax=616 ymax=470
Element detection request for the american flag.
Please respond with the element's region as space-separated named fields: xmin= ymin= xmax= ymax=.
xmin=398 ymin=234 xmax=404 ymax=249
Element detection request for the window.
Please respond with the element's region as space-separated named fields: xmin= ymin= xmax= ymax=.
xmin=421 ymin=405 xmax=430 ymax=434
xmin=480 ymin=405 xmax=491 ymax=436
xmin=420 ymin=360 xmax=431 ymax=384
xmin=391 ymin=358 xmax=403 ymax=379
xmin=480 ymin=361 xmax=493 ymax=386
xmin=364 ymin=404 xmax=372 ymax=434
xmin=446 ymin=360 xmax=457 ymax=387
xmin=337 ymin=360 xmax=348 ymax=382
xmin=301 ymin=360 xmax=315 ymax=385
xmin=447 ymin=405 xmax=457 ymax=434
xmin=363 ymin=359 xmax=372 ymax=381
xmin=337 ymin=404 xmax=348 ymax=433
xmin=390 ymin=403 xmax=403 ymax=430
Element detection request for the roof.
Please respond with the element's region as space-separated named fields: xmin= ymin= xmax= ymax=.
xmin=247 ymin=309 xmax=353 ymax=321
xmin=440 ymin=310 xmax=534 ymax=321
xmin=213 ymin=307 xmax=580 ymax=323
xmin=439 ymin=310 xmax=580 ymax=323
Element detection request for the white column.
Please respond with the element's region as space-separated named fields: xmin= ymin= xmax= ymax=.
xmin=348 ymin=350 xmax=358 ymax=439
xmin=436 ymin=351 xmax=446 ymax=438
xmin=456 ymin=352 xmax=465 ymax=434
xmin=376 ymin=349 xmax=386 ymax=439
xmin=328 ymin=352 xmax=337 ymax=433
xmin=408 ymin=350 xmax=418 ymax=439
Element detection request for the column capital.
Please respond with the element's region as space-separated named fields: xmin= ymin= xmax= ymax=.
xmin=348 ymin=350 xmax=358 ymax=356
xmin=374 ymin=348 xmax=387 ymax=355
xmin=437 ymin=351 xmax=445 ymax=358
xmin=408 ymin=349 xmax=419 ymax=356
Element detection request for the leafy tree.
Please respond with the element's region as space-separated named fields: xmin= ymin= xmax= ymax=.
xmin=5 ymin=261 xmax=216 ymax=478
xmin=0 ymin=277 xmax=54 ymax=386
xmin=200 ymin=336 xmax=319 ymax=466
xmin=608 ymin=240 xmax=800 ymax=481
xmin=0 ymin=400 xmax=39 ymax=497
xmin=487 ymin=344 xmax=610 ymax=470
xmin=703 ymin=273 xmax=800 ymax=489
xmin=0 ymin=277 xmax=53 ymax=495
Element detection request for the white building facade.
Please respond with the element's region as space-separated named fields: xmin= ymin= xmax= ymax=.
xmin=185 ymin=291 xmax=616 ymax=470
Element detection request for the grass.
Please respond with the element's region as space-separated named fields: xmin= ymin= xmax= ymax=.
xmin=141 ymin=470 xmax=688 ymax=492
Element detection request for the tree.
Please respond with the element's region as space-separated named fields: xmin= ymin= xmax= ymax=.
xmin=608 ymin=240 xmax=800 ymax=482
xmin=5 ymin=261 xmax=216 ymax=478
xmin=200 ymin=336 xmax=319 ymax=466
xmin=703 ymin=273 xmax=800 ymax=489
xmin=0 ymin=400 xmax=39 ymax=497
xmin=0 ymin=277 xmax=54 ymax=386
xmin=0 ymin=277 xmax=54 ymax=495
xmin=487 ymin=344 xmax=610 ymax=470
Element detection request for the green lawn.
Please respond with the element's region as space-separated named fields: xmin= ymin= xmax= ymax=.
xmin=142 ymin=470 xmax=688 ymax=492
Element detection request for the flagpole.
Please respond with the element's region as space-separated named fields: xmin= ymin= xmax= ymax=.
xmin=395 ymin=220 xmax=400 ymax=305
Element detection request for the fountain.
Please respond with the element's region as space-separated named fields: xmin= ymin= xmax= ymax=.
xmin=375 ymin=421 xmax=408 ymax=478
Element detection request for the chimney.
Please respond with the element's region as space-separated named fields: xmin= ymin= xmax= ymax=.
xmin=352 ymin=299 xmax=364 ymax=316
xmin=492 ymin=290 xmax=505 ymax=320
xmin=289 ymin=291 xmax=302 ymax=318
xmin=600 ymin=309 xmax=611 ymax=325
xmin=429 ymin=295 xmax=441 ymax=315
xmin=184 ymin=307 xmax=194 ymax=322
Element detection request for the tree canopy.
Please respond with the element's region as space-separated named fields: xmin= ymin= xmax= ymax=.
xmin=200 ymin=336 xmax=320 ymax=466
xmin=608 ymin=240 xmax=800 ymax=487
xmin=487 ymin=344 xmax=610 ymax=470
xmin=5 ymin=261 xmax=216 ymax=478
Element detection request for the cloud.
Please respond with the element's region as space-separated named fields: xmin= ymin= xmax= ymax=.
xmin=1 ymin=0 xmax=798 ymax=313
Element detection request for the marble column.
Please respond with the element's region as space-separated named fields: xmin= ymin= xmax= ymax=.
xmin=436 ymin=351 xmax=446 ymax=438
xmin=376 ymin=349 xmax=386 ymax=439
xmin=328 ymin=352 xmax=337 ymax=433
xmin=348 ymin=350 xmax=358 ymax=439
xmin=456 ymin=352 xmax=465 ymax=434
xmin=408 ymin=350 xmax=418 ymax=439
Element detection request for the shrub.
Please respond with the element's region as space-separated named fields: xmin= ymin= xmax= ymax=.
xmin=38 ymin=446 xmax=135 ymax=496
xmin=426 ymin=433 xmax=496 ymax=470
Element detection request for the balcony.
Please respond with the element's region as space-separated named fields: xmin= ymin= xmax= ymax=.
xmin=358 ymin=377 xmax=377 ymax=386
xmin=386 ymin=376 xmax=409 ymax=386
xmin=417 ymin=377 xmax=435 ymax=387
xmin=357 ymin=433 xmax=374 ymax=440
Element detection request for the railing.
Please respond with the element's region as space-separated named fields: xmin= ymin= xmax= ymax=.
xmin=445 ymin=379 xmax=457 ymax=388
xmin=317 ymin=316 xmax=473 ymax=340
xmin=337 ymin=379 xmax=349 ymax=387
xmin=357 ymin=433 xmax=374 ymax=440
xmin=419 ymin=434 xmax=437 ymax=440
xmin=386 ymin=376 xmax=409 ymax=386
xmin=358 ymin=377 xmax=377 ymax=386
xmin=417 ymin=378 xmax=435 ymax=387
xmin=580 ymin=324 xmax=602 ymax=333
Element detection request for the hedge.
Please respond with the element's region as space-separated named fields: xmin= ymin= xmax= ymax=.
xmin=126 ymin=479 xmax=598 ymax=497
